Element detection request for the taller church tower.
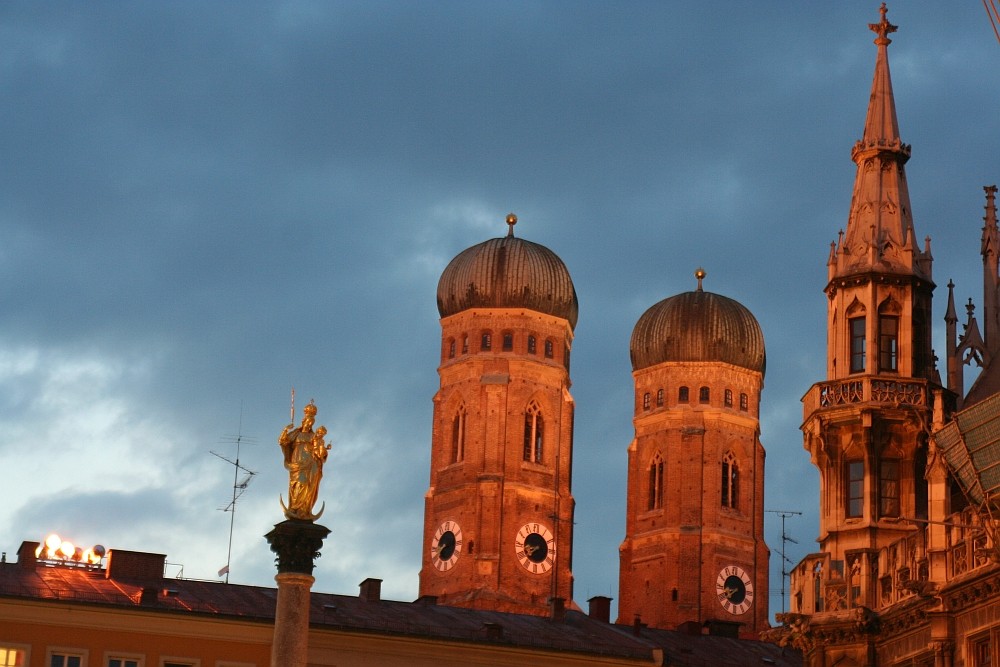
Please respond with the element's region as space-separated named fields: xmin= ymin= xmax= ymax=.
xmin=618 ymin=270 xmax=769 ymax=635
xmin=799 ymin=3 xmax=943 ymax=608
xmin=418 ymin=214 xmax=577 ymax=615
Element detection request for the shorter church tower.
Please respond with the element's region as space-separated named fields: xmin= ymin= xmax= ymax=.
xmin=618 ymin=269 xmax=769 ymax=635
xmin=419 ymin=214 xmax=578 ymax=616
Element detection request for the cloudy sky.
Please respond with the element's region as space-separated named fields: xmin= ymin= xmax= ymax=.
xmin=2 ymin=2 xmax=998 ymax=621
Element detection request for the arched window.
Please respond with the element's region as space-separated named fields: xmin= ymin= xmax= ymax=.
xmin=739 ymin=393 xmax=748 ymax=411
xmin=699 ymin=386 xmax=710 ymax=403
xmin=523 ymin=401 xmax=544 ymax=463
xmin=722 ymin=452 xmax=739 ymax=509
xmin=451 ymin=405 xmax=466 ymax=463
xmin=544 ymin=339 xmax=554 ymax=358
xmin=564 ymin=345 xmax=570 ymax=370
xmin=448 ymin=338 xmax=456 ymax=359
xmin=481 ymin=332 xmax=492 ymax=351
xmin=724 ymin=389 xmax=733 ymax=407
xmin=643 ymin=392 xmax=651 ymax=410
xmin=647 ymin=453 xmax=665 ymax=510
xmin=679 ymin=386 xmax=689 ymax=403
xmin=461 ymin=335 xmax=469 ymax=354
xmin=527 ymin=335 xmax=537 ymax=354
xmin=656 ymin=389 xmax=664 ymax=406
xmin=502 ymin=332 xmax=514 ymax=351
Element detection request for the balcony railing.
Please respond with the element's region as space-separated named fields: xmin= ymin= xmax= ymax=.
xmin=803 ymin=376 xmax=932 ymax=415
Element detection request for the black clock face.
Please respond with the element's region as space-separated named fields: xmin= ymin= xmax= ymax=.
xmin=523 ymin=532 xmax=548 ymax=563
xmin=723 ymin=575 xmax=746 ymax=604
xmin=437 ymin=531 xmax=457 ymax=561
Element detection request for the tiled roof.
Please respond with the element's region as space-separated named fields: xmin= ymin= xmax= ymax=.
xmin=0 ymin=559 xmax=800 ymax=665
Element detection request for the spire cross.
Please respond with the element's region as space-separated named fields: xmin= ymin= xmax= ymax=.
xmin=869 ymin=3 xmax=897 ymax=46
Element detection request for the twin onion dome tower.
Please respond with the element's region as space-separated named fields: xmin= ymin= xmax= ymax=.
xmin=419 ymin=213 xmax=769 ymax=634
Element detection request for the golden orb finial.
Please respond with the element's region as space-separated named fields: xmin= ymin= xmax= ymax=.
xmin=506 ymin=212 xmax=517 ymax=237
xmin=695 ymin=267 xmax=706 ymax=291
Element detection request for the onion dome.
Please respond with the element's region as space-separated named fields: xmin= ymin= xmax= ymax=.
xmin=630 ymin=269 xmax=765 ymax=374
xmin=437 ymin=214 xmax=578 ymax=329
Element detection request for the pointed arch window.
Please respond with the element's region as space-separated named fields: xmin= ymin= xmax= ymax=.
xmin=722 ymin=452 xmax=739 ymax=509
xmin=647 ymin=453 xmax=665 ymax=510
xmin=451 ymin=405 xmax=466 ymax=463
xmin=523 ymin=401 xmax=544 ymax=463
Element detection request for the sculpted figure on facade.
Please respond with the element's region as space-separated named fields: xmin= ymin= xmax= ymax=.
xmin=279 ymin=399 xmax=330 ymax=521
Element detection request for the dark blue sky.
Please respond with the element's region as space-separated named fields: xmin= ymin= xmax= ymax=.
xmin=1 ymin=2 xmax=997 ymax=620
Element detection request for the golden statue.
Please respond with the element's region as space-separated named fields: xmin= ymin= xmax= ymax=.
xmin=278 ymin=399 xmax=330 ymax=521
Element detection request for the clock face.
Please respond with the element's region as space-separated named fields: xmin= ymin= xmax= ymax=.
xmin=515 ymin=523 xmax=555 ymax=574
xmin=716 ymin=565 xmax=754 ymax=615
xmin=431 ymin=520 xmax=463 ymax=572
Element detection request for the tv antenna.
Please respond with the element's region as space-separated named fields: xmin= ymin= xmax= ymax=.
xmin=210 ymin=404 xmax=258 ymax=584
xmin=766 ymin=509 xmax=802 ymax=613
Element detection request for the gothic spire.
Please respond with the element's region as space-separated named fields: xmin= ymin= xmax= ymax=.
xmin=832 ymin=4 xmax=931 ymax=283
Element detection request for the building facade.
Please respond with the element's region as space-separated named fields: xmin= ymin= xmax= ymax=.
xmin=769 ymin=6 xmax=1000 ymax=666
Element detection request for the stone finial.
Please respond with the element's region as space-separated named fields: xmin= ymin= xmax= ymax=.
xmin=506 ymin=212 xmax=517 ymax=237
xmin=869 ymin=3 xmax=897 ymax=45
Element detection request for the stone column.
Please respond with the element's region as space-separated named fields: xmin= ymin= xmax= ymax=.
xmin=266 ymin=520 xmax=331 ymax=667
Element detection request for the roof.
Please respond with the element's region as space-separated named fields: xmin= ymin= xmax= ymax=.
xmin=0 ymin=552 xmax=800 ymax=666
xmin=630 ymin=286 xmax=766 ymax=374
xmin=437 ymin=218 xmax=578 ymax=328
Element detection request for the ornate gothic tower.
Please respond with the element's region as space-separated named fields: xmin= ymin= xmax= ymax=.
xmin=418 ymin=214 xmax=577 ymax=615
xmin=617 ymin=270 xmax=769 ymax=635
xmin=798 ymin=4 xmax=944 ymax=613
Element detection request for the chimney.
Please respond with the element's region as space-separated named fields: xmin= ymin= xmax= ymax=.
xmin=587 ymin=596 xmax=611 ymax=623
xmin=549 ymin=596 xmax=566 ymax=621
xmin=632 ymin=615 xmax=646 ymax=637
xmin=105 ymin=549 xmax=166 ymax=582
xmin=17 ymin=542 xmax=39 ymax=570
xmin=414 ymin=595 xmax=438 ymax=606
xmin=359 ymin=578 xmax=382 ymax=602
xmin=483 ymin=622 xmax=504 ymax=640
xmin=139 ymin=587 xmax=158 ymax=606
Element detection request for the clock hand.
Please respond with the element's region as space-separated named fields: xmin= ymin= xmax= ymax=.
xmin=523 ymin=544 xmax=539 ymax=556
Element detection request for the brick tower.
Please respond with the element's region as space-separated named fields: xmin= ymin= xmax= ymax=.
xmin=418 ymin=214 xmax=577 ymax=615
xmin=617 ymin=269 xmax=769 ymax=635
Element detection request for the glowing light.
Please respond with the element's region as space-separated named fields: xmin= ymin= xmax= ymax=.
xmin=36 ymin=534 xmax=106 ymax=567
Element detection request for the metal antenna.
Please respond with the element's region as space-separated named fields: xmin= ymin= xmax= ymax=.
xmin=766 ymin=509 xmax=802 ymax=613
xmin=210 ymin=403 xmax=258 ymax=584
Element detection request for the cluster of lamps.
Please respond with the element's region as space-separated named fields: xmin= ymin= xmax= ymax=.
xmin=34 ymin=534 xmax=105 ymax=566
